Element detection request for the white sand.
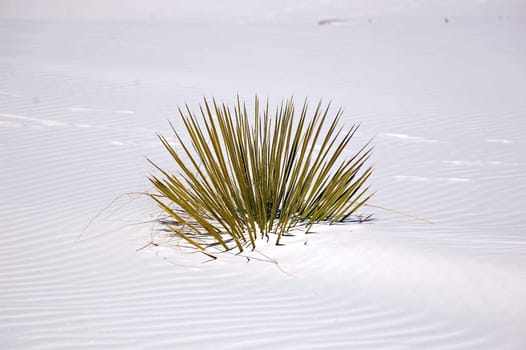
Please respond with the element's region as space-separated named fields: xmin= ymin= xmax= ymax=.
xmin=1 ymin=1 xmax=526 ymax=349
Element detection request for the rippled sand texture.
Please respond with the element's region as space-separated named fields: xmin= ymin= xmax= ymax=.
xmin=1 ymin=1 xmax=526 ymax=349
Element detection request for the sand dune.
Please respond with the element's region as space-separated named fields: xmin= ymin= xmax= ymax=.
xmin=1 ymin=1 xmax=526 ymax=349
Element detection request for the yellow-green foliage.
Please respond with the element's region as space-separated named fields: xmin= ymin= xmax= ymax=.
xmin=148 ymin=97 xmax=373 ymax=255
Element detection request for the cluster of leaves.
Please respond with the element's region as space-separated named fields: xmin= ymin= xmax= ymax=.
xmin=148 ymin=97 xmax=373 ymax=256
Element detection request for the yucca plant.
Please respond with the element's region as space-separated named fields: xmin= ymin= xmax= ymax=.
xmin=148 ymin=96 xmax=373 ymax=256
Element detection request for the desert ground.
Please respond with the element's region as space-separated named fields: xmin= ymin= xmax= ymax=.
xmin=1 ymin=1 xmax=526 ymax=349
